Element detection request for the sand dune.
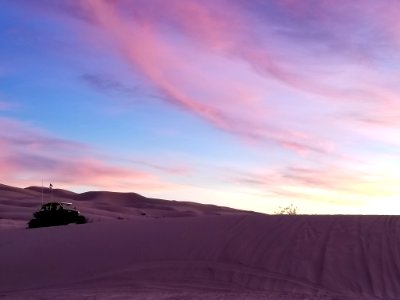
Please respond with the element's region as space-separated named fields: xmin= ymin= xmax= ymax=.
xmin=0 ymin=183 xmax=243 ymax=229
xmin=1 ymin=184 xmax=400 ymax=299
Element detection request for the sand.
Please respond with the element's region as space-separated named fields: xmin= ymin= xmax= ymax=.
xmin=0 ymin=184 xmax=399 ymax=299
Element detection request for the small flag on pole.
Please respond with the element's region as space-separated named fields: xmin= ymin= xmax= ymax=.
xmin=49 ymin=183 xmax=53 ymax=201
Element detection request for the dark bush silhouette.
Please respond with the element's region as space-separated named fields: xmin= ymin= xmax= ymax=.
xmin=28 ymin=202 xmax=87 ymax=228
xmin=274 ymin=204 xmax=298 ymax=215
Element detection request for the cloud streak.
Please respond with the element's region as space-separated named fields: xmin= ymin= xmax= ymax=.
xmin=0 ymin=118 xmax=174 ymax=191
xmin=0 ymin=100 xmax=16 ymax=111
xmin=81 ymin=0 xmax=339 ymax=154
xmin=80 ymin=73 xmax=137 ymax=95
xmin=73 ymin=0 xmax=400 ymax=155
xmin=230 ymin=159 xmax=400 ymax=205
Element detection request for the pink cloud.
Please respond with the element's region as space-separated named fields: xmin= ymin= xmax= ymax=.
xmin=83 ymin=0 xmax=333 ymax=154
xmin=50 ymin=158 xmax=170 ymax=191
xmin=0 ymin=118 xmax=175 ymax=192
xmin=0 ymin=101 xmax=10 ymax=111
xmin=230 ymin=160 xmax=400 ymax=203
xmin=77 ymin=0 xmax=398 ymax=159
xmin=231 ymin=166 xmax=350 ymax=193
xmin=33 ymin=1 xmax=400 ymax=137
xmin=0 ymin=100 xmax=17 ymax=111
xmin=28 ymin=0 xmax=398 ymax=174
xmin=137 ymin=0 xmax=390 ymax=103
xmin=0 ymin=118 xmax=86 ymax=154
xmin=128 ymin=159 xmax=192 ymax=176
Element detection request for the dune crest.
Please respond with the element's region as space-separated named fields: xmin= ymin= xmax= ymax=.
xmin=0 ymin=183 xmax=244 ymax=229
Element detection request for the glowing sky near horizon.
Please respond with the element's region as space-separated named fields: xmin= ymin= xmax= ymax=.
xmin=1 ymin=0 xmax=400 ymax=214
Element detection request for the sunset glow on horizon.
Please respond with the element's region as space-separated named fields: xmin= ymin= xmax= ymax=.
xmin=1 ymin=0 xmax=400 ymax=214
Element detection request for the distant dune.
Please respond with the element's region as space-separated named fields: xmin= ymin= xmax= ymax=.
xmin=0 ymin=183 xmax=245 ymax=229
xmin=1 ymin=183 xmax=400 ymax=299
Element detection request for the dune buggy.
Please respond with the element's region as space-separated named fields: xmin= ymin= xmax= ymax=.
xmin=28 ymin=202 xmax=87 ymax=228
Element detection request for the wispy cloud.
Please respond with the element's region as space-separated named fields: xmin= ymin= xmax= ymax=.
xmin=128 ymin=159 xmax=192 ymax=176
xmin=0 ymin=118 xmax=175 ymax=191
xmin=72 ymin=0 xmax=400 ymax=156
xmin=0 ymin=100 xmax=17 ymax=111
xmin=229 ymin=159 xmax=400 ymax=204
xmin=80 ymin=73 xmax=137 ymax=95
xmin=79 ymin=0 xmax=338 ymax=154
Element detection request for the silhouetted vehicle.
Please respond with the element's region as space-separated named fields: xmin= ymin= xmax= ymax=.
xmin=28 ymin=202 xmax=87 ymax=228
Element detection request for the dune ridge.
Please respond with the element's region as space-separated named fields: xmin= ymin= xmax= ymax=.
xmin=0 ymin=183 xmax=244 ymax=229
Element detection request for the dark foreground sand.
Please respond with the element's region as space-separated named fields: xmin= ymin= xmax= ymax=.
xmin=0 ymin=184 xmax=399 ymax=299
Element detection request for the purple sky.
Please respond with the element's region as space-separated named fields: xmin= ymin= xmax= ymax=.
xmin=1 ymin=0 xmax=400 ymax=214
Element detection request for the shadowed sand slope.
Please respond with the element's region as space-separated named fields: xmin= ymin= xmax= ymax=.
xmin=1 ymin=215 xmax=400 ymax=299
xmin=0 ymin=183 xmax=245 ymax=229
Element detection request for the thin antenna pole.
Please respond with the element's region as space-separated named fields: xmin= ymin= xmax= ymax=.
xmin=41 ymin=179 xmax=43 ymax=205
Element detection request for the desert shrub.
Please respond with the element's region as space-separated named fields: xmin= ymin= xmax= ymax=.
xmin=274 ymin=204 xmax=297 ymax=215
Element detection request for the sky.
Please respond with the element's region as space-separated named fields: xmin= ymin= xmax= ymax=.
xmin=1 ymin=0 xmax=400 ymax=214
